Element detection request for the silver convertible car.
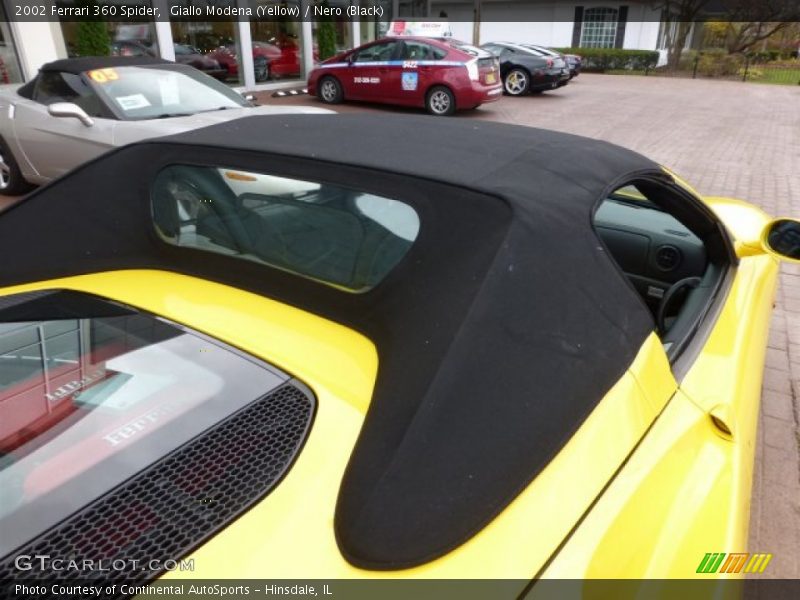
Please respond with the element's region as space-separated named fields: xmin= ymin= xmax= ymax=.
xmin=0 ymin=56 xmax=329 ymax=195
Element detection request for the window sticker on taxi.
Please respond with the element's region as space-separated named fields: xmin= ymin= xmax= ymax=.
xmin=402 ymin=72 xmax=419 ymax=91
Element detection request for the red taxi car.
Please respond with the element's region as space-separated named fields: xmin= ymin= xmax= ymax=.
xmin=308 ymin=37 xmax=502 ymax=116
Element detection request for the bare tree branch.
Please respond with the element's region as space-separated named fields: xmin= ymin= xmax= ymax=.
xmin=650 ymin=0 xmax=714 ymax=68
xmin=726 ymin=21 xmax=793 ymax=53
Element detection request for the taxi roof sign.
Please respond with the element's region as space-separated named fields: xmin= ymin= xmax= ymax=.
xmin=386 ymin=21 xmax=453 ymax=38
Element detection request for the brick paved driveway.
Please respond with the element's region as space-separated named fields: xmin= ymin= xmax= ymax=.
xmin=261 ymin=74 xmax=800 ymax=576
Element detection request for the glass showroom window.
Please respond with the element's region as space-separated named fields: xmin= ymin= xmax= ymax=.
xmin=313 ymin=0 xmax=353 ymax=62
xmin=250 ymin=1 xmax=304 ymax=83
xmin=60 ymin=13 xmax=160 ymax=59
xmin=170 ymin=19 xmax=243 ymax=87
xmin=0 ymin=17 xmax=23 ymax=83
xmin=360 ymin=7 xmax=392 ymax=45
xmin=580 ymin=7 xmax=619 ymax=48
xmin=397 ymin=0 xmax=427 ymax=17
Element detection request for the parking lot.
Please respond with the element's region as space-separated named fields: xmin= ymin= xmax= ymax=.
xmin=260 ymin=73 xmax=800 ymax=576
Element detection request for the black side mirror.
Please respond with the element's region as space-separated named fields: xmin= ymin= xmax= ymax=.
xmin=763 ymin=218 xmax=800 ymax=262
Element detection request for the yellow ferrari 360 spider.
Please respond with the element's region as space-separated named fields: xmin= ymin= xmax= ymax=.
xmin=0 ymin=115 xmax=796 ymax=592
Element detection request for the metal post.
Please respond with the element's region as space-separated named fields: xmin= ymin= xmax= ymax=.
xmin=472 ymin=0 xmax=481 ymax=46
xmin=692 ymin=53 xmax=699 ymax=79
xmin=301 ymin=0 xmax=315 ymax=80
xmin=352 ymin=11 xmax=361 ymax=47
xmin=237 ymin=8 xmax=255 ymax=90
xmin=152 ymin=0 xmax=175 ymax=61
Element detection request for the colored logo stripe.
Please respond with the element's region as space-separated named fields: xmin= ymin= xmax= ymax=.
xmin=744 ymin=553 xmax=773 ymax=573
xmin=697 ymin=553 xmax=725 ymax=573
xmin=721 ymin=553 xmax=748 ymax=573
xmin=697 ymin=553 xmax=773 ymax=574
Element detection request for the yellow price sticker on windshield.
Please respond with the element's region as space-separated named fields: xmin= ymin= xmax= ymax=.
xmin=88 ymin=68 xmax=120 ymax=83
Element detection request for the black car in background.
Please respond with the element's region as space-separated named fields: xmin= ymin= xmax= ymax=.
xmin=522 ymin=44 xmax=582 ymax=79
xmin=481 ymin=42 xmax=570 ymax=96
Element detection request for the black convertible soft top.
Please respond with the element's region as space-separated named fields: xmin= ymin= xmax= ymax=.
xmin=17 ymin=56 xmax=175 ymax=100
xmin=40 ymin=55 xmax=172 ymax=74
xmin=0 ymin=115 xmax=659 ymax=569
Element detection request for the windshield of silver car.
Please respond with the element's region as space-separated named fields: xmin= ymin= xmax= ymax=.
xmin=85 ymin=65 xmax=248 ymax=120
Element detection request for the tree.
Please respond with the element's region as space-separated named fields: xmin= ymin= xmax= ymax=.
xmin=75 ymin=21 xmax=111 ymax=57
xmin=316 ymin=1 xmax=337 ymax=61
xmin=73 ymin=0 xmax=110 ymax=58
xmin=723 ymin=22 xmax=793 ymax=54
xmin=701 ymin=20 xmax=729 ymax=48
xmin=714 ymin=0 xmax=800 ymax=55
xmin=653 ymin=0 xmax=714 ymax=69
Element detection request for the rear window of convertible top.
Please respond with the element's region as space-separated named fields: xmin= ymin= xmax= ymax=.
xmin=0 ymin=290 xmax=286 ymax=557
xmin=151 ymin=165 xmax=421 ymax=293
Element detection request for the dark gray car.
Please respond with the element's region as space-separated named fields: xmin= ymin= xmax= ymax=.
xmin=481 ymin=42 xmax=570 ymax=96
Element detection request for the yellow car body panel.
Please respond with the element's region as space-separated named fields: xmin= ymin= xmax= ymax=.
xmin=542 ymin=253 xmax=778 ymax=579
xmin=541 ymin=388 xmax=742 ymax=579
xmin=0 ymin=274 xmax=670 ymax=580
xmin=0 ymin=185 xmax=781 ymax=579
xmin=702 ymin=195 xmax=773 ymax=258
xmin=0 ymin=271 xmax=379 ymax=415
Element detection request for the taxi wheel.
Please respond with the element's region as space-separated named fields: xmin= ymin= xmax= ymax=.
xmin=426 ymin=86 xmax=456 ymax=116
xmin=504 ymin=69 xmax=530 ymax=96
xmin=318 ymin=76 xmax=343 ymax=104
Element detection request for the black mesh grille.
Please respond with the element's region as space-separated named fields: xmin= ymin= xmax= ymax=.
xmin=0 ymin=382 xmax=314 ymax=585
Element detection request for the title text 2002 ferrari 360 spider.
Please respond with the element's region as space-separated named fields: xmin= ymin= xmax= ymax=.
xmin=0 ymin=115 xmax=797 ymax=590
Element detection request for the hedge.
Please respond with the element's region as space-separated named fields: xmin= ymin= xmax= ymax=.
xmin=552 ymin=47 xmax=659 ymax=72
xmin=747 ymin=49 xmax=799 ymax=63
xmin=694 ymin=48 xmax=744 ymax=77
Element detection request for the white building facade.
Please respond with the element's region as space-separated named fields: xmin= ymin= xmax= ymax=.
xmin=0 ymin=1 xmax=673 ymax=91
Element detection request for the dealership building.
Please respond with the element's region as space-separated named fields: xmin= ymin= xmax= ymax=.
xmin=1 ymin=1 xmax=671 ymax=91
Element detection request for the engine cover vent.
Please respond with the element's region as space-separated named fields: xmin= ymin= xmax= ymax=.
xmin=0 ymin=382 xmax=314 ymax=589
